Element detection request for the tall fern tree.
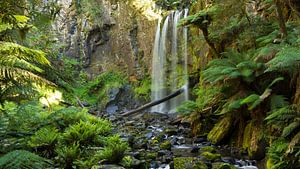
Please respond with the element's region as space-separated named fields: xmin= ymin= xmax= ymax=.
xmin=0 ymin=4 xmax=53 ymax=103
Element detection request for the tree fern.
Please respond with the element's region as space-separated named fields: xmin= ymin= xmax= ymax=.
xmin=282 ymin=121 xmax=300 ymax=138
xmin=265 ymin=46 xmax=300 ymax=74
xmin=0 ymin=150 xmax=52 ymax=169
xmin=0 ymin=42 xmax=54 ymax=102
xmin=203 ymin=50 xmax=263 ymax=83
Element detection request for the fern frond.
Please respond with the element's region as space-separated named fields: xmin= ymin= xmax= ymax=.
xmin=265 ymin=105 xmax=299 ymax=125
xmin=0 ymin=66 xmax=53 ymax=85
xmin=0 ymin=41 xmax=50 ymax=65
xmin=282 ymin=121 xmax=300 ymax=138
xmin=286 ymin=131 xmax=300 ymax=154
xmin=265 ymin=46 xmax=300 ymax=74
xmin=0 ymin=150 xmax=52 ymax=169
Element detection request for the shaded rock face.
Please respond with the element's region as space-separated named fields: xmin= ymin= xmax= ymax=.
xmin=54 ymin=0 xmax=156 ymax=78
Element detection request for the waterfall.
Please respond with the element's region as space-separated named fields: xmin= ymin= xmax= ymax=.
xmin=151 ymin=16 xmax=170 ymax=113
xmin=170 ymin=10 xmax=183 ymax=111
xmin=183 ymin=9 xmax=189 ymax=101
xmin=151 ymin=9 xmax=189 ymax=113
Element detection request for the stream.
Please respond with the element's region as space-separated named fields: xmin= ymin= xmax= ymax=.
xmin=102 ymin=112 xmax=259 ymax=169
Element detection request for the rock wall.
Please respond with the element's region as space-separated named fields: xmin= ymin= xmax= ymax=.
xmin=53 ymin=0 xmax=158 ymax=79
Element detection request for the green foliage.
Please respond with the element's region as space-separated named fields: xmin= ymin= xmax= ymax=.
xmin=55 ymin=143 xmax=81 ymax=168
xmin=28 ymin=127 xmax=59 ymax=157
xmin=76 ymin=71 xmax=127 ymax=108
xmin=0 ymin=150 xmax=52 ymax=169
xmin=176 ymin=100 xmax=198 ymax=115
xmin=265 ymin=46 xmax=300 ymax=74
xmin=96 ymin=135 xmax=128 ymax=163
xmin=154 ymin=0 xmax=192 ymax=10
xmin=133 ymin=76 xmax=151 ymax=100
xmin=0 ymin=101 xmax=127 ymax=168
xmin=203 ymin=50 xmax=264 ymax=84
xmin=61 ymin=120 xmax=111 ymax=146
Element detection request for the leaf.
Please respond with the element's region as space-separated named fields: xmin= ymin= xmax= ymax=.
xmin=282 ymin=121 xmax=300 ymax=138
xmin=267 ymin=77 xmax=284 ymax=88
xmin=240 ymin=94 xmax=260 ymax=104
xmin=270 ymin=95 xmax=289 ymax=110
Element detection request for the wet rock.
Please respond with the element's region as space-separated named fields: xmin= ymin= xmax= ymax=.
xmin=145 ymin=132 xmax=154 ymax=139
xmin=98 ymin=164 xmax=125 ymax=169
xmin=165 ymin=128 xmax=178 ymax=136
xmin=145 ymin=152 xmax=158 ymax=160
xmin=200 ymin=146 xmax=216 ymax=153
xmin=160 ymin=140 xmax=172 ymax=150
xmin=200 ymin=152 xmax=221 ymax=161
xmin=212 ymin=162 xmax=236 ymax=169
xmin=172 ymin=145 xmax=194 ymax=157
xmin=106 ymin=105 xmax=119 ymax=114
xmin=221 ymin=157 xmax=235 ymax=164
xmin=158 ymin=150 xmax=169 ymax=156
xmin=174 ymin=157 xmax=208 ymax=169
xmin=191 ymin=146 xmax=200 ymax=153
xmin=108 ymin=88 xmax=120 ymax=101
xmin=194 ymin=137 xmax=207 ymax=144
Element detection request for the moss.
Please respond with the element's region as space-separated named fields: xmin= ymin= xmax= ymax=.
xmin=242 ymin=120 xmax=264 ymax=159
xmin=145 ymin=152 xmax=157 ymax=160
xmin=159 ymin=140 xmax=172 ymax=150
xmin=200 ymin=152 xmax=221 ymax=161
xmin=174 ymin=157 xmax=208 ymax=169
xmin=212 ymin=163 xmax=237 ymax=169
xmin=200 ymin=146 xmax=216 ymax=152
xmin=207 ymin=115 xmax=233 ymax=144
xmin=266 ymin=158 xmax=273 ymax=169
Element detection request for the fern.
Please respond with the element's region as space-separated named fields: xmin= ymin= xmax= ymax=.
xmin=0 ymin=150 xmax=52 ymax=169
xmin=265 ymin=105 xmax=298 ymax=125
xmin=203 ymin=50 xmax=263 ymax=84
xmin=282 ymin=121 xmax=300 ymax=138
xmin=265 ymin=46 xmax=300 ymax=74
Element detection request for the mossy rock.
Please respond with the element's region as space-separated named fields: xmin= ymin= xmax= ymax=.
xmin=174 ymin=157 xmax=208 ymax=169
xmin=200 ymin=146 xmax=216 ymax=153
xmin=200 ymin=152 xmax=221 ymax=161
xmin=208 ymin=116 xmax=233 ymax=144
xmin=145 ymin=152 xmax=157 ymax=160
xmin=160 ymin=140 xmax=172 ymax=150
xmin=165 ymin=128 xmax=178 ymax=136
xmin=212 ymin=162 xmax=237 ymax=169
xmin=243 ymin=121 xmax=265 ymax=160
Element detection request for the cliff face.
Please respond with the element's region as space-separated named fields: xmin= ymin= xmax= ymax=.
xmin=53 ymin=0 xmax=158 ymax=79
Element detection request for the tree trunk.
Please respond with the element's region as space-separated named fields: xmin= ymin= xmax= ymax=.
xmin=274 ymin=0 xmax=288 ymax=38
xmin=121 ymin=87 xmax=185 ymax=116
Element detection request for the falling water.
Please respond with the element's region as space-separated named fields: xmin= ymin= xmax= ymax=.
xmin=151 ymin=10 xmax=189 ymax=113
xmin=151 ymin=16 xmax=170 ymax=113
xmin=170 ymin=10 xmax=183 ymax=110
xmin=183 ymin=9 xmax=189 ymax=101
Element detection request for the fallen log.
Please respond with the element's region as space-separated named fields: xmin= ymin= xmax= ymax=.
xmin=121 ymin=87 xmax=185 ymax=116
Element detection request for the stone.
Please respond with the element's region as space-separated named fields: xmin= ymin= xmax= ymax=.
xmin=221 ymin=157 xmax=235 ymax=164
xmin=98 ymin=164 xmax=125 ymax=169
xmin=200 ymin=146 xmax=216 ymax=153
xmin=165 ymin=128 xmax=178 ymax=136
xmin=160 ymin=140 xmax=172 ymax=150
xmin=200 ymin=152 xmax=221 ymax=161
xmin=194 ymin=137 xmax=207 ymax=144
xmin=106 ymin=105 xmax=119 ymax=114
xmin=191 ymin=146 xmax=200 ymax=153
xmin=172 ymin=145 xmax=195 ymax=157
xmin=174 ymin=157 xmax=208 ymax=169
xmin=211 ymin=163 xmax=236 ymax=169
